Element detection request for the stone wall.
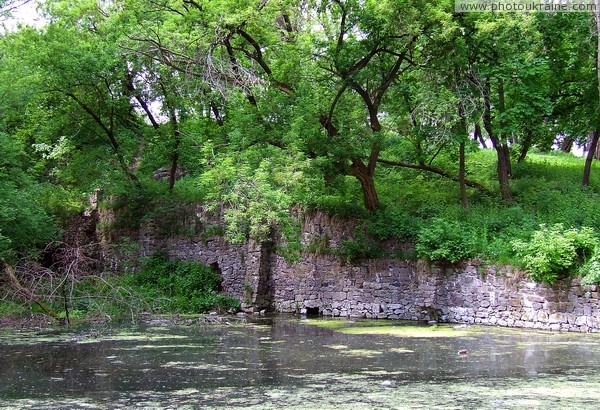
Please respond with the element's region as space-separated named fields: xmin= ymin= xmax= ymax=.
xmin=271 ymin=255 xmax=600 ymax=332
xmin=102 ymin=206 xmax=600 ymax=332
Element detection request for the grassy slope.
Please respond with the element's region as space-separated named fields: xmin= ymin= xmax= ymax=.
xmin=337 ymin=148 xmax=600 ymax=265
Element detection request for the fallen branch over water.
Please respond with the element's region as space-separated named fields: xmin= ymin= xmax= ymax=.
xmin=0 ymin=258 xmax=63 ymax=323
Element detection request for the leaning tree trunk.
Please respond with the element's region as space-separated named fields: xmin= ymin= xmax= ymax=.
xmin=518 ymin=131 xmax=533 ymax=163
xmin=474 ymin=122 xmax=487 ymax=149
xmin=349 ymin=158 xmax=379 ymax=212
xmin=560 ymin=137 xmax=574 ymax=153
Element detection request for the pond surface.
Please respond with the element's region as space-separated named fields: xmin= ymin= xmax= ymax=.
xmin=1 ymin=316 xmax=600 ymax=409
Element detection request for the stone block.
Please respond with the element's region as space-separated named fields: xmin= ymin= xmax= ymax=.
xmin=371 ymin=304 xmax=382 ymax=313
xmin=537 ymin=311 xmax=548 ymax=322
xmin=304 ymin=299 xmax=320 ymax=308
xmin=549 ymin=313 xmax=567 ymax=324
xmin=333 ymin=292 xmax=347 ymax=301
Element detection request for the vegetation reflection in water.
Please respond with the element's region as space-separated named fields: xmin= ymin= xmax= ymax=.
xmin=1 ymin=316 xmax=600 ymax=409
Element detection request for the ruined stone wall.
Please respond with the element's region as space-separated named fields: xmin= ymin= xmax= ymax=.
xmin=271 ymin=254 xmax=600 ymax=332
xmin=100 ymin=205 xmax=267 ymax=308
xmin=102 ymin=207 xmax=600 ymax=332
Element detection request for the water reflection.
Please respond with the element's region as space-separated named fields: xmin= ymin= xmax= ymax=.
xmin=1 ymin=316 xmax=600 ymax=409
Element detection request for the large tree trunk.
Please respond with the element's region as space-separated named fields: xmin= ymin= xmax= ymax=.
xmin=587 ymin=130 xmax=600 ymax=160
xmin=349 ymin=158 xmax=379 ymax=212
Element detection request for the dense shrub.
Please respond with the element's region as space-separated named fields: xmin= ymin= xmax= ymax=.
xmin=513 ymin=224 xmax=597 ymax=285
xmin=367 ymin=207 xmax=422 ymax=242
xmin=580 ymin=254 xmax=600 ymax=285
xmin=129 ymin=253 xmax=240 ymax=313
xmin=333 ymin=230 xmax=382 ymax=262
xmin=0 ymin=182 xmax=59 ymax=261
xmin=415 ymin=218 xmax=481 ymax=263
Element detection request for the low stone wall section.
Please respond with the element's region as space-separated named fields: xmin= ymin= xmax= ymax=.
xmin=271 ymin=255 xmax=600 ymax=332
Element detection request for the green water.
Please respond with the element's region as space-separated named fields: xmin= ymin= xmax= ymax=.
xmin=1 ymin=316 xmax=599 ymax=409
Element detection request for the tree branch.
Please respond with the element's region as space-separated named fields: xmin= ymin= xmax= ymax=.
xmin=235 ymin=28 xmax=295 ymax=95
xmin=377 ymin=158 xmax=490 ymax=192
xmin=1 ymin=259 xmax=63 ymax=323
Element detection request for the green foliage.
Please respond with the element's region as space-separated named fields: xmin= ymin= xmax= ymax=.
xmin=307 ymin=193 xmax=370 ymax=220
xmin=3 ymin=0 xmax=600 ymax=288
xmin=305 ymin=235 xmax=331 ymax=255
xmin=367 ymin=207 xmax=422 ymax=242
xmin=275 ymin=220 xmax=303 ymax=263
xmin=0 ymin=301 xmax=28 ymax=318
xmin=580 ymin=254 xmax=600 ymax=286
xmin=127 ymin=253 xmax=240 ymax=313
xmin=334 ymin=229 xmax=382 ymax=262
xmin=415 ymin=218 xmax=481 ymax=263
xmin=200 ymin=146 xmax=317 ymax=244
xmin=513 ymin=224 xmax=597 ymax=285
xmin=0 ymin=182 xmax=59 ymax=262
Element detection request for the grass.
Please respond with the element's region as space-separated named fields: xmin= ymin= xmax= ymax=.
xmin=309 ymin=148 xmax=600 ymax=272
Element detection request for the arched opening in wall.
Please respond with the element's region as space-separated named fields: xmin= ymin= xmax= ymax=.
xmin=305 ymin=307 xmax=319 ymax=316
xmin=210 ymin=262 xmax=223 ymax=292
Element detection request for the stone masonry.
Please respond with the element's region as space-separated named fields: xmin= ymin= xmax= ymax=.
xmin=102 ymin=206 xmax=600 ymax=332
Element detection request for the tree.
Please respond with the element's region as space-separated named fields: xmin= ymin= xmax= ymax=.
xmin=121 ymin=0 xmax=454 ymax=212
xmin=456 ymin=13 xmax=551 ymax=202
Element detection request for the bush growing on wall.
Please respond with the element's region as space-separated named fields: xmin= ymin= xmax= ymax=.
xmin=513 ymin=224 xmax=597 ymax=285
xmin=580 ymin=254 xmax=600 ymax=285
xmin=415 ymin=218 xmax=481 ymax=263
